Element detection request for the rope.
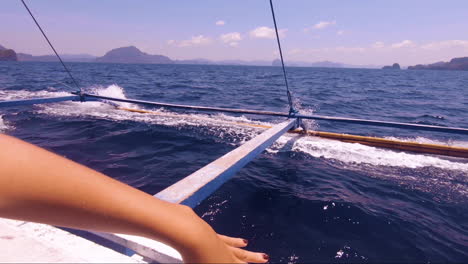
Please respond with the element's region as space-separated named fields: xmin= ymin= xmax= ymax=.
xmin=269 ymin=0 xmax=296 ymax=115
xmin=20 ymin=0 xmax=81 ymax=93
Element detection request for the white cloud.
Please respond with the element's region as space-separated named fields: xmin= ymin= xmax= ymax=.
xmin=287 ymin=46 xmax=365 ymax=57
xmin=372 ymin=41 xmax=385 ymax=48
xmin=371 ymin=39 xmax=468 ymax=50
xmin=220 ymin=32 xmax=242 ymax=43
xmin=219 ymin=32 xmax=242 ymax=47
xmin=336 ymin=30 xmax=345 ymax=36
xmin=335 ymin=46 xmax=365 ymax=53
xmin=313 ymin=20 xmax=336 ymax=30
xmin=167 ymin=40 xmax=176 ymax=45
xmin=420 ymin=40 xmax=468 ymax=50
xmin=391 ymin=40 xmax=416 ymax=48
xmin=173 ymin=35 xmax=212 ymax=47
xmin=249 ymin=26 xmax=287 ymax=39
xmin=215 ymin=20 xmax=225 ymax=26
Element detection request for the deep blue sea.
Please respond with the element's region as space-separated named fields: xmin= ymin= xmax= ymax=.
xmin=1 ymin=62 xmax=467 ymax=263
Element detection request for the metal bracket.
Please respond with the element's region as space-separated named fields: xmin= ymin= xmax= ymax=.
xmin=71 ymin=91 xmax=85 ymax=102
xmin=293 ymin=117 xmax=307 ymax=133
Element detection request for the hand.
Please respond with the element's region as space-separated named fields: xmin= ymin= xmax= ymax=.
xmin=217 ymin=234 xmax=269 ymax=263
xmin=0 ymin=134 xmax=269 ymax=263
xmin=168 ymin=205 xmax=268 ymax=263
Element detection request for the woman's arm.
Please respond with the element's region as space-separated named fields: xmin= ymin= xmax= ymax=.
xmin=0 ymin=134 xmax=268 ymax=263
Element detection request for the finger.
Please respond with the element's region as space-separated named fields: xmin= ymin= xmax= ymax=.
xmin=218 ymin=234 xmax=248 ymax=248
xmin=232 ymin=247 xmax=269 ymax=263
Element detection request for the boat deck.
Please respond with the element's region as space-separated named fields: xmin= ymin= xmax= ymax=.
xmin=0 ymin=218 xmax=145 ymax=263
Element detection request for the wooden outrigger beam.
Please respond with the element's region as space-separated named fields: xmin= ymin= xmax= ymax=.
xmin=83 ymin=119 xmax=295 ymax=262
xmin=2 ymin=94 xmax=466 ymax=262
xmin=82 ymin=93 xmax=468 ymax=135
xmin=299 ymin=130 xmax=468 ymax=159
xmin=2 ymin=93 xmax=467 ymax=135
xmin=155 ymin=119 xmax=297 ymax=207
xmin=118 ymin=107 xmax=468 ymax=159
xmin=86 ymin=120 xmax=296 ymax=263
xmin=3 ymin=94 xmax=465 ymax=158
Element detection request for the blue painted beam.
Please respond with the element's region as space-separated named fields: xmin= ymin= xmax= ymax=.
xmin=155 ymin=119 xmax=296 ymax=208
xmin=3 ymin=93 xmax=466 ymax=135
xmin=82 ymin=93 xmax=287 ymax=117
xmin=82 ymin=93 xmax=468 ymax=135
xmin=0 ymin=96 xmax=80 ymax=108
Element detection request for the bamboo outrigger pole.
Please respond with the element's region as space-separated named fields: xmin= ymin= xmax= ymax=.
xmin=2 ymin=93 xmax=467 ymax=137
xmin=79 ymin=93 xmax=468 ymax=135
xmin=117 ymin=106 xmax=468 ymax=159
xmin=155 ymin=120 xmax=297 ymax=207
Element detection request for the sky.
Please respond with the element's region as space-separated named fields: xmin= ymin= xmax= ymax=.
xmin=1 ymin=0 xmax=468 ymax=66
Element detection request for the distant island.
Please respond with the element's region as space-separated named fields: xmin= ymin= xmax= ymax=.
xmin=382 ymin=63 xmax=401 ymax=70
xmin=5 ymin=43 xmax=468 ymax=70
xmin=408 ymin=57 xmax=468 ymax=71
xmin=1 ymin=43 xmax=380 ymax=68
xmin=0 ymin=45 xmax=18 ymax=61
xmin=17 ymin=53 xmax=96 ymax=62
xmin=95 ymin=46 xmax=172 ymax=64
xmin=272 ymin=59 xmax=345 ymax=68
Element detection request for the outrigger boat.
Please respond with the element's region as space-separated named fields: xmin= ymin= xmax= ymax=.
xmin=1 ymin=0 xmax=468 ymax=262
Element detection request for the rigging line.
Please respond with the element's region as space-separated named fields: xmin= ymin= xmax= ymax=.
xmin=20 ymin=0 xmax=81 ymax=93
xmin=53 ymin=79 xmax=75 ymax=91
xmin=269 ymin=0 xmax=295 ymax=115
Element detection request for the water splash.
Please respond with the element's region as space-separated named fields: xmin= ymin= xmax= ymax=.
xmin=3 ymin=85 xmax=468 ymax=175
xmin=88 ymin=84 xmax=136 ymax=109
xmin=0 ymin=115 xmax=10 ymax=132
xmin=385 ymin=136 xmax=468 ymax=148
xmin=291 ymin=98 xmax=319 ymax=131
xmin=269 ymin=133 xmax=468 ymax=172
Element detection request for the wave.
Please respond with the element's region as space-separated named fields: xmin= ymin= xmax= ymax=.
xmin=0 ymin=89 xmax=71 ymax=100
xmin=3 ymin=85 xmax=468 ymax=174
xmin=269 ymin=134 xmax=468 ymax=202
xmin=419 ymin=114 xmax=445 ymax=120
xmin=269 ymin=134 xmax=468 ymax=171
xmin=0 ymin=115 xmax=11 ymax=132
xmin=385 ymin=136 xmax=468 ymax=148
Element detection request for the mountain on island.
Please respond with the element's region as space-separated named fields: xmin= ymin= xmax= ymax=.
xmin=176 ymin=58 xmax=213 ymax=65
xmin=0 ymin=43 xmax=380 ymax=68
xmin=408 ymin=57 xmax=468 ymax=71
xmin=95 ymin=46 xmax=173 ymax=64
xmin=272 ymin=59 xmax=345 ymax=68
xmin=0 ymin=45 xmax=18 ymax=61
xmin=17 ymin=53 xmax=96 ymax=62
xmin=382 ymin=63 xmax=401 ymax=70
xmin=176 ymin=58 xmax=272 ymax=66
xmin=0 ymin=50 xmax=18 ymax=61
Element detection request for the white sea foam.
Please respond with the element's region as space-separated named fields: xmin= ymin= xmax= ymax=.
xmin=0 ymin=89 xmax=71 ymax=101
xmin=269 ymin=133 xmax=468 ymax=172
xmin=22 ymin=85 xmax=266 ymax=144
xmin=90 ymin=84 xmax=136 ymax=109
xmin=0 ymin=115 xmax=8 ymax=132
xmin=270 ymin=132 xmax=468 ymax=201
xmin=3 ymin=85 xmax=468 ymax=175
xmin=385 ymin=136 xmax=468 ymax=148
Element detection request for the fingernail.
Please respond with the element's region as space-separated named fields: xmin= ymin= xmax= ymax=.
xmin=262 ymin=253 xmax=269 ymax=260
xmin=243 ymin=239 xmax=248 ymax=245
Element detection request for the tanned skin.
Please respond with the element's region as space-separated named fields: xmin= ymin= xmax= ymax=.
xmin=0 ymin=134 xmax=268 ymax=263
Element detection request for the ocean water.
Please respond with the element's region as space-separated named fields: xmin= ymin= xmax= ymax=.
xmin=1 ymin=61 xmax=467 ymax=263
